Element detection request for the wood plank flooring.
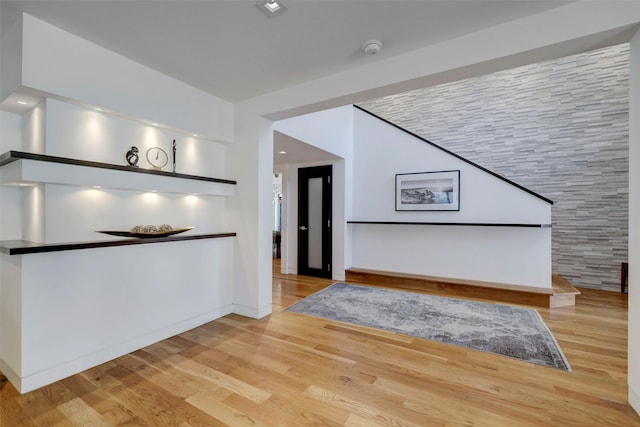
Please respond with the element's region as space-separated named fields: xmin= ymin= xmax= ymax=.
xmin=2 ymin=260 xmax=638 ymax=426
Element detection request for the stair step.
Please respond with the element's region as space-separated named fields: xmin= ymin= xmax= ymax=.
xmin=550 ymin=274 xmax=581 ymax=308
xmin=346 ymin=268 xmax=577 ymax=308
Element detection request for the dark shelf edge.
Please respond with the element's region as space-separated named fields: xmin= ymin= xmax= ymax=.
xmin=0 ymin=232 xmax=237 ymax=255
xmin=347 ymin=221 xmax=552 ymax=228
xmin=0 ymin=151 xmax=237 ymax=185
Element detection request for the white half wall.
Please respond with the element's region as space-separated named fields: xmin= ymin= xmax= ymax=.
xmin=1 ymin=238 xmax=234 ymax=393
xmin=628 ymin=28 xmax=640 ymax=417
xmin=350 ymin=224 xmax=551 ymax=287
xmin=350 ymin=108 xmax=552 ymax=287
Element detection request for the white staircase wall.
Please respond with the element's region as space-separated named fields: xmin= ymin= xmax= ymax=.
xmin=351 ymin=107 xmax=552 ymax=288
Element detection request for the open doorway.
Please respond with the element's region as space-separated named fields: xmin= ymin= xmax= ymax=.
xmin=272 ymin=173 xmax=282 ymax=259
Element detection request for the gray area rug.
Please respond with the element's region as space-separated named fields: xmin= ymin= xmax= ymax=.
xmin=286 ymin=283 xmax=571 ymax=371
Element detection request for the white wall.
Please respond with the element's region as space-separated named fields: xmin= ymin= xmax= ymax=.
xmin=20 ymin=14 xmax=233 ymax=142
xmin=42 ymin=186 xmax=225 ymax=243
xmin=350 ymin=108 xmax=552 ymax=287
xmin=0 ymin=5 xmax=23 ymax=101
xmin=628 ymin=28 xmax=640 ymax=416
xmin=45 ymin=99 xmax=226 ymax=175
xmin=226 ymin=105 xmax=273 ymax=318
xmin=0 ymin=111 xmax=22 ymax=241
xmin=352 ymin=109 xmax=551 ymax=224
xmin=274 ymin=106 xmax=354 ymax=158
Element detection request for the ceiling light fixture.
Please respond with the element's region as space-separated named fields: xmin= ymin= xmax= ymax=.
xmin=362 ymin=39 xmax=383 ymax=55
xmin=16 ymin=100 xmax=28 ymax=105
xmin=278 ymin=151 xmax=287 ymax=154
xmin=256 ymin=0 xmax=286 ymax=17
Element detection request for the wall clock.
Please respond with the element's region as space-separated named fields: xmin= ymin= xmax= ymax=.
xmin=146 ymin=147 xmax=168 ymax=171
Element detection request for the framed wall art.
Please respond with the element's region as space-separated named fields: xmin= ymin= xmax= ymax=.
xmin=396 ymin=170 xmax=460 ymax=211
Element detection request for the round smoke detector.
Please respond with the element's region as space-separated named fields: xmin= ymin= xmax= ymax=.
xmin=362 ymin=39 xmax=382 ymax=55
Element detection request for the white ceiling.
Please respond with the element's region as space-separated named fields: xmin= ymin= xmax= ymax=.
xmin=4 ymin=0 xmax=572 ymax=103
xmin=273 ymin=131 xmax=340 ymax=167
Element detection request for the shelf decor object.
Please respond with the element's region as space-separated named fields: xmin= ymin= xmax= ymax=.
xmin=146 ymin=146 xmax=169 ymax=171
xmin=172 ymin=139 xmax=176 ymax=173
xmin=97 ymin=226 xmax=194 ymax=238
xmin=125 ymin=146 xmax=139 ymax=167
xmin=396 ymin=170 xmax=460 ymax=211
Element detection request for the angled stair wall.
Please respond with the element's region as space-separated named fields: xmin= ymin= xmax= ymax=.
xmin=349 ymin=106 xmax=553 ymax=289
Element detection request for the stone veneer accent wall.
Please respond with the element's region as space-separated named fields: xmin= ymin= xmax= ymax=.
xmin=359 ymin=44 xmax=629 ymax=291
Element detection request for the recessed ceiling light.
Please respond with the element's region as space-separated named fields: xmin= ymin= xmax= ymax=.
xmin=278 ymin=151 xmax=287 ymax=154
xmin=151 ymin=123 xmax=158 ymax=126
xmin=16 ymin=100 xmax=28 ymax=105
xmin=94 ymin=107 xmax=103 ymax=111
xmin=92 ymin=185 xmax=102 ymax=189
xmin=256 ymin=0 xmax=286 ymax=17
xmin=193 ymin=134 xmax=198 ymax=137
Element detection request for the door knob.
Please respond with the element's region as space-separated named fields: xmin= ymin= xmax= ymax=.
xmin=299 ymin=226 xmax=308 ymax=231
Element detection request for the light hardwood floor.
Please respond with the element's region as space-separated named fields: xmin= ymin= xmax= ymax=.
xmin=1 ymin=260 xmax=639 ymax=426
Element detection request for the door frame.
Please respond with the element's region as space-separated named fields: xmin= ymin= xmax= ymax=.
xmin=297 ymin=165 xmax=332 ymax=279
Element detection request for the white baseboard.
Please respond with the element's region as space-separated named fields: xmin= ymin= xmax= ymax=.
xmin=0 ymin=359 xmax=20 ymax=391
xmin=630 ymin=385 xmax=640 ymax=416
xmin=7 ymin=306 xmax=232 ymax=394
xmin=233 ymin=303 xmax=272 ymax=319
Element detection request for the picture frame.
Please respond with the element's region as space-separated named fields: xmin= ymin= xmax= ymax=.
xmin=396 ymin=170 xmax=460 ymax=211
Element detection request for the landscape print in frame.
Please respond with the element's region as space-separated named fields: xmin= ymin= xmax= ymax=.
xmin=396 ymin=170 xmax=460 ymax=211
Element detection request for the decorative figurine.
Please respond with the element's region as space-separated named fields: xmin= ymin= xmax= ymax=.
xmin=126 ymin=146 xmax=139 ymax=167
xmin=172 ymin=139 xmax=176 ymax=173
